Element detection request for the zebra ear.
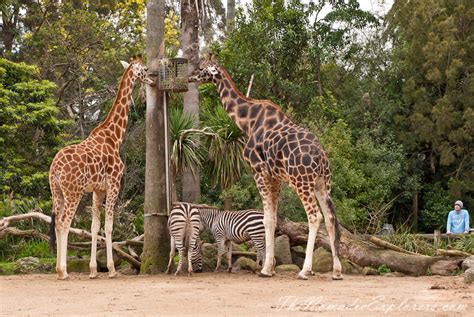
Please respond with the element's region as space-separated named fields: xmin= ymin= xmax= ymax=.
xmin=120 ymin=61 xmax=130 ymax=69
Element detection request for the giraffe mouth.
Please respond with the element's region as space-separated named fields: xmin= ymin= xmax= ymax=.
xmin=188 ymin=75 xmax=200 ymax=83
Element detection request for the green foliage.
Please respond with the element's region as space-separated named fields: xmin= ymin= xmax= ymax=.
xmin=200 ymin=85 xmax=247 ymax=191
xmin=377 ymin=264 xmax=391 ymax=274
xmin=0 ymin=58 xmax=70 ymax=198
xmin=320 ymin=120 xmax=406 ymax=233
xmin=387 ymin=0 xmax=474 ymax=208
xmin=420 ymin=184 xmax=452 ymax=232
xmin=453 ymin=235 xmax=474 ymax=254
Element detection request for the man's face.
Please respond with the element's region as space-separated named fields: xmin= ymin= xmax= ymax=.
xmin=454 ymin=204 xmax=461 ymax=212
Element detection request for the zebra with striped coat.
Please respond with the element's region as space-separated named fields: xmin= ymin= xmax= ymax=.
xmin=166 ymin=202 xmax=202 ymax=275
xmin=195 ymin=205 xmax=266 ymax=272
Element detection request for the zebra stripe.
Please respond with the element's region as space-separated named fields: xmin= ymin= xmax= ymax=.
xmin=166 ymin=202 xmax=202 ymax=275
xmin=193 ymin=205 xmax=266 ymax=272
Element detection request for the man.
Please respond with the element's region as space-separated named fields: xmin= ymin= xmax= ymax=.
xmin=446 ymin=200 xmax=470 ymax=235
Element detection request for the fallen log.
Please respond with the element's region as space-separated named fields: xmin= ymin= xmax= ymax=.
xmin=276 ymin=218 xmax=444 ymax=276
xmin=436 ymin=249 xmax=472 ymax=257
xmin=369 ymin=236 xmax=424 ymax=256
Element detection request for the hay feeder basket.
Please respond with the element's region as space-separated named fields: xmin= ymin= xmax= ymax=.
xmin=157 ymin=58 xmax=189 ymax=92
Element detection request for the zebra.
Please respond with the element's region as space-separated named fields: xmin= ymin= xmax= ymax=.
xmin=193 ymin=204 xmax=266 ymax=272
xmin=166 ymin=202 xmax=202 ymax=275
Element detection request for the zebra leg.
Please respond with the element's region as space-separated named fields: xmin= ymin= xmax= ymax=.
xmin=175 ymin=245 xmax=185 ymax=276
xmin=166 ymin=237 xmax=176 ymax=274
xmin=187 ymin=250 xmax=193 ymax=276
xmin=215 ymin=238 xmax=226 ymax=272
xmin=226 ymin=241 xmax=232 ymax=273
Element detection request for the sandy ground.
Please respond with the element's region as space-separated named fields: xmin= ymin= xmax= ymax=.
xmin=0 ymin=272 xmax=472 ymax=317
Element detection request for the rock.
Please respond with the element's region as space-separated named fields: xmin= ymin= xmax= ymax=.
xmin=341 ymin=259 xmax=361 ymax=274
xmin=430 ymin=260 xmax=459 ymax=276
xmin=67 ymin=257 xmax=90 ymax=273
xmin=362 ymin=267 xmax=379 ymax=275
xmin=274 ymin=235 xmax=292 ymax=265
xmin=461 ymin=256 xmax=474 ymax=270
xmin=464 ymin=268 xmax=474 ymax=284
xmin=312 ymin=247 xmax=333 ymax=273
xmin=118 ymin=266 xmax=138 ymax=275
xmin=13 ymin=257 xmax=52 ymax=274
xmin=233 ymin=257 xmax=259 ymax=272
xmin=96 ymin=249 xmax=121 ymax=271
xmin=384 ymin=272 xmax=405 ymax=277
xmin=290 ymin=246 xmax=305 ymax=269
xmin=201 ymin=243 xmax=218 ymax=272
xmin=275 ymin=264 xmax=301 ymax=273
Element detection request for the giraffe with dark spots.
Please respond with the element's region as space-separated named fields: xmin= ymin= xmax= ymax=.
xmin=189 ymin=54 xmax=343 ymax=280
xmin=49 ymin=56 xmax=153 ymax=280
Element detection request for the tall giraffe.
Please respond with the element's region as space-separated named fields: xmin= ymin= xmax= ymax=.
xmin=189 ymin=54 xmax=343 ymax=280
xmin=49 ymin=56 xmax=153 ymax=280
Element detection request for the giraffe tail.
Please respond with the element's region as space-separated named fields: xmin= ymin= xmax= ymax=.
xmin=327 ymin=197 xmax=341 ymax=256
xmin=49 ymin=175 xmax=64 ymax=251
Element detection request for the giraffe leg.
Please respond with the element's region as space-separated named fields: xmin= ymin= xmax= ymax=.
xmin=166 ymin=236 xmax=176 ymax=274
xmin=90 ymin=191 xmax=104 ymax=279
xmin=316 ymin=190 xmax=343 ymax=280
xmin=256 ymin=176 xmax=279 ymax=277
xmin=104 ymin=189 xmax=119 ymax=278
xmin=297 ymin=194 xmax=323 ymax=280
xmin=56 ymin=198 xmax=80 ymax=280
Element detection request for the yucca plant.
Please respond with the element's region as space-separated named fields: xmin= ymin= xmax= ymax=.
xmin=202 ymin=104 xmax=247 ymax=209
xmin=169 ymin=107 xmax=212 ymax=201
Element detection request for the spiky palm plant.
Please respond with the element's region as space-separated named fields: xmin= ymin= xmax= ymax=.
xmin=202 ymin=104 xmax=247 ymax=209
xmin=169 ymin=107 xmax=211 ymax=200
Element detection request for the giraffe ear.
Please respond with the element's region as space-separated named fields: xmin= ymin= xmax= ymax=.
xmin=120 ymin=61 xmax=130 ymax=69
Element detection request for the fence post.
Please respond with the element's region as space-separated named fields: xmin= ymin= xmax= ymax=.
xmin=434 ymin=230 xmax=441 ymax=248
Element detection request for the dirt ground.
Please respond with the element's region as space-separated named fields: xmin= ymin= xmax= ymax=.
xmin=0 ymin=272 xmax=472 ymax=316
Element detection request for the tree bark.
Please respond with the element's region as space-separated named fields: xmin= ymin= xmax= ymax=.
xmin=141 ymin=0 xmax=170 ymax=274
xmin=226 ymin=0 xmax=236 ymax=32
xmin=277 ymin=218 xmax=450 ymax=276
xmin=180 ymin=0 xmax=201 ymax=203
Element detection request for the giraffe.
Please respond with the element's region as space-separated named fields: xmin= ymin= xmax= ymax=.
xmin=49 ymin=56 xmax=153 ymax=280
xmin=189 ymin=54 xmax=343 ymax=280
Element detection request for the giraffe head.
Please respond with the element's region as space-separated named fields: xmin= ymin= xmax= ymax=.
xmin=120 ymin=55 xmax=154 ymax=85
xmin=188 ymin=53 xmax=222 ymax=83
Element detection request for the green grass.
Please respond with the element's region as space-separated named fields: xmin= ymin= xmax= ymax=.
xmin=0 ymin=258 xmax=56 ymax=275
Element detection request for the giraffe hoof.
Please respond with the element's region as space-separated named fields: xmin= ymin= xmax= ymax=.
xmin=89 ymin=273 xmax=99 ymax=279
xmin=258 ymin=272 xmax=272 ymax=278
xmin=108 ymin=272 xmax=118 ymax=278
xmin=297 ymin=271 xmax=309 ymax=280
xmin=332 ymin=273 xmax=343 ymax=280
xmin=57 ymin=274 xmax=70 ymax=280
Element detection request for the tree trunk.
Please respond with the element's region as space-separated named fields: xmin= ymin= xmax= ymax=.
xmin=180 ymin=0 xmax=201 ymax=203
xmin=277 ymin=218 xmax=447 ymax=276
xmin=1 ymin=4 xmax=19 ymax=55
xmin=412 ymin=192 xmax=418 ymax=231
xmin=141 ymin=0 xmax=170 ymax=274
xmin=226 ymin=0 xmax=236 ymax=32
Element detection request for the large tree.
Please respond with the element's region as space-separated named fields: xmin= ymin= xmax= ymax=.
xmin=140 ymin=0 xmax=170 ymax=273
xmin=387 ymin=0 xmax=474 ymax=209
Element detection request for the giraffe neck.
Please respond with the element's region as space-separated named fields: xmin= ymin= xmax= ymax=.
xmin=213 ymin=69 xmax=253 ymax=135
xmin=89 ymin=67 xmax=135 ymax=147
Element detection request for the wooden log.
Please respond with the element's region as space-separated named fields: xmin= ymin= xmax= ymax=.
xmin=276 ymin=217 xmax=441 ymax=276
xmin=369 ymin=236 xmax=425 ymax=256
xmin=436 ymin=249 xmax=472 ymax=257
xmin=231 ymin=251 xmax=257 ymax=259
xmin=112 ymin=244 xmax=141 ymax=270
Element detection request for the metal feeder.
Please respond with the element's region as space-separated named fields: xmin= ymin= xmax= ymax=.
xmin=157 ymin=58 xmax=189 ymax=92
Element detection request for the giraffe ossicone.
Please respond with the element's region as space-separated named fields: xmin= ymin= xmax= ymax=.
xmin=189 ymin=54 xmax=343 ymax=280
xmin=49 ymin=56 xmax=153 ymax=280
